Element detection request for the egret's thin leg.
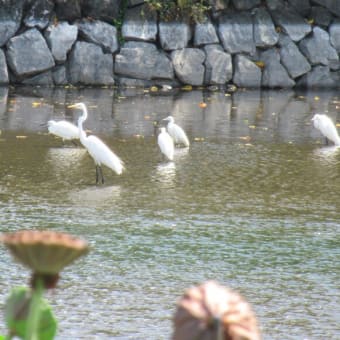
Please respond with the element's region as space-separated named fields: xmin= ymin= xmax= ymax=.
xmin=99 ymin=166 xmax=105 ymax=184
xmin=96 ymin=165 xmax=99 ymax=185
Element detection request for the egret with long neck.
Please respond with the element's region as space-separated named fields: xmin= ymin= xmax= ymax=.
xmin=68 ymin=103 xmax=124 ymax=184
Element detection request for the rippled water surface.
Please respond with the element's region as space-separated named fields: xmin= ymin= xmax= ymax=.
xmin=0 ymin=87 xmax=339 ymax=339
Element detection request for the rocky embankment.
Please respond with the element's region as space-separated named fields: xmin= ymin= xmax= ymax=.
xmin=1 ymin=0 xmax=340 ymax=88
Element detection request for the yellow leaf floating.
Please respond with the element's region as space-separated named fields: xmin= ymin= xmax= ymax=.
xmin=307 ymin=18 xmax=314 ymax=24
xmin=16 ymin=135 xmax=27 ymax=139
xmin=199 ymin=102 xmax=207 ymax=108
xmin=314 ymin=96 xmax=320 ymax=101
xmin=150 ymin=86 xmax=158 ymax=92
xmin=194 ymin=137 xmax=205 ymax=142
xmin=248 ymin=125 xmax=256 ymax=129
xmin=32 ymin=102 xmax=42 ymax=108
xmin=182 ymin=85 xmax=192 ymax=91
xmin=255 ymin=61 xmax=265 ymax=69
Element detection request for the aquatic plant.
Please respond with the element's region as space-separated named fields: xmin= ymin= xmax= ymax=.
xmin=1 ymin=230 xmax=89 ymax=340
xmin=172 ymin=280 xmax=261 ymax=340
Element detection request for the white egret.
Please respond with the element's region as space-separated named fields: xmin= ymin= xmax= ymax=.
xmin=163 ymin=115 xmax=190 ymax=147
xmin=68 ymin=102 xmax=125 ymax=184
xmin=312 ymin=113 xmax=340 ymax=146
xmin=158 ymin=127 xmax=174 ymax=161
xmin=47 ymin=120 xmax=79 ymax=142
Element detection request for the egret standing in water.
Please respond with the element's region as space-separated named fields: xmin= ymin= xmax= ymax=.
xmin=312 ymin=113 xmax=340 ymax=146
xmin=163 ymin=115 xmax=190 ymax=147
xmin=158 ymin=127 xmax=174 ymax=161
xmin=47 ymin=119 xmax=79 ymax=143
xmin=68 ymin=102 xmax=125 ymax=184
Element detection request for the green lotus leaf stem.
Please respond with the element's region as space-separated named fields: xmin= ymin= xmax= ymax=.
xmin=25 ymin=278 xmax=44 ymax=340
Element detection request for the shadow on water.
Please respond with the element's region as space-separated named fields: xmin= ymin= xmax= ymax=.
xmin=0 ymin=86 xmax=339 ymax=339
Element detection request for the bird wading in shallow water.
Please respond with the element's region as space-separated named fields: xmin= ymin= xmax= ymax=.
xmin=68 ymin=102 xmax=125 ymax=184
xmin=47 ymin=120 xmax=79 ymax=144
xmin=312 ymin=113 xmax=340 ymax=146
xmin=158 ymin=127 xmax=174 ymax=161
xmin=163 ymin=115 xmax=190 ymax=147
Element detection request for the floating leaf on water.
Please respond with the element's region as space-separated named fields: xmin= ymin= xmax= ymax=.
xmin=314 ymin=96 xmax=320 ymax=101
xmin=144 ymin=115 xmax=151 ymax=120
xmin=150 ymin=86 xmax=158 ymax=92
xmin=254 ymin=61 xmax=265 ymax=69
xmin=16 ymin=135 xmax=27 ymax=139
xmin=181 ymin=85 xmax=192 ymax=91
xmin=248 ymin=125 xmax=256 ymax=129
xmin=32 ymin=102 xmax=42 ymax=108
xmin=239 ymin=136 xmax=251 ymax=142
xmin=307 ymin=18 xmax=314 ymax=24
xmin=199 ymin=102 xmax=207 ymax=108
xmin=194 ymin=137 xmax=205 ymax=142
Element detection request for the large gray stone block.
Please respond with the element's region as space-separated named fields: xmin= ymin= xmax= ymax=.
xmin=0 ymin=48 xmax=8 ymax=84
xmin=77 ymin=19 xmax=118 ymax=53
xmin=232 ymin=0 xmax=260 ymax=9
xmin=159 ymin=21 xmax=191 ymax=51
xmin=68 ymin=41 xmax=114 ymax=85
xmin=24 ymin=0 xmax=54 ymax=29
xmin=204 ymin=45 xmax=232 ymax=85
xmin=52 ymin=65 xmax=68 ymax=85
xmin=261 ymin=48 xmax=295 ymax=88
xmin=310 ymin=6 xmax=333 ymax=28
xmin=6 ymin=28 xmax=55 ymax=77
xmin=0 ymin=0 xmax=24 ymax=47
xmin=194 ymin=16 xmax=219 ymax=46
xmin=299 ymin=27 xmax=339 ymax=67
xmin=253 ymin=7 xmax=279 ymax=47
xmin=268 ymin=0 xmax=311 ymax=41
xmin=278 ymin=34 xmax=311 ymax=79
xmin=287 ymin=0 xmax=310 ymax=16
xmin=296 ymin=66 xmax=338 ymax=88
xmin=330 ymin=20 xmax=340 ymax=53
xmin=218 ymin=12 xmax=255 ymax=55
xmin=82 ymin=0 xmax=121 ymax=22
xmin=115 ymin=42 xmax=173 ymax=80
xmin=22 ymin=71 xmax=54 ymax=85
xmin=233 ymin=54 xmax=262 ymax=88
xmin=122 ymin=4 xmax=157 ymax=42
xmin=312 ymin=0 xmax=340 ymax=17
xmin=55 ymin=0 xmax=81 ymax=21
xmin=45 ymin=21 xmax=78 ymax=63
xmin=171 ymin=48 xmax=205 ymax=86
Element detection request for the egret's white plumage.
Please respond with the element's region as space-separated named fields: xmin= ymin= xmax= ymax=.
xmin=68 ymin=102 xmax=124 ymax=184
xmin=158 ymin=127 xmax=174 ymax=161
xmin=47 ymin=120 xmax=79 ymax=141
xmin=163 ymin=115 xmax=190 ymax=147
xmin=312 ymin=113 xmax=340 ymax=146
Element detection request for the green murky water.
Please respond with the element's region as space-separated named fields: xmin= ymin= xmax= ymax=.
xmin=0 ymin=87 xmax=339 ymax=339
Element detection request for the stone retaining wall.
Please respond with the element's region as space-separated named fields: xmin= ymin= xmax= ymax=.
xmin=1 ymin=0 xmax=340 ymax=88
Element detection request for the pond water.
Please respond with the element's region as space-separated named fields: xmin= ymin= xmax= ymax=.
xmin=0 ymin=86 xmax=339 ymax=339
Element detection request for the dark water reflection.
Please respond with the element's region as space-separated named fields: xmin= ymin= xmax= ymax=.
xmin=0 ymin=86 xmax=339 ymax=339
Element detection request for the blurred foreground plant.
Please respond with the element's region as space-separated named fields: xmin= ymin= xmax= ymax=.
xmin=1 ymin=230 xmax=89 ymax=340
